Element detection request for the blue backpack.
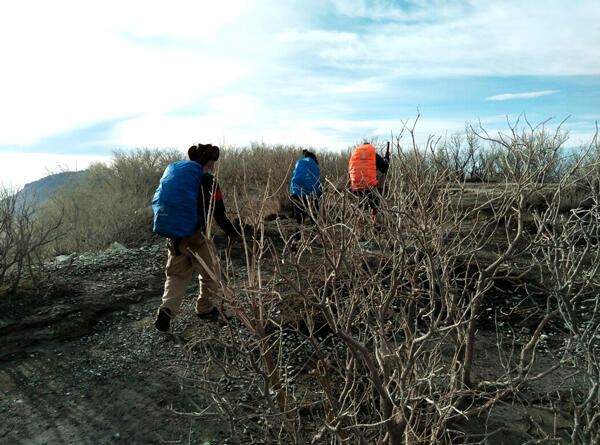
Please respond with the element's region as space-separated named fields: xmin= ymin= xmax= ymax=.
xmin=290 ymin=157 xmax=321 ymax=197
xmin=152 ymin=160 xmax=204 ymax=238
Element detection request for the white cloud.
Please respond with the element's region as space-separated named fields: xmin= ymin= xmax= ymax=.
xmin=113 ymin=111 xmax=479 ymax=154
xmin=110 ymin=112 xmax=395 ymax=153
xmin=282 ymin=1 xmax=600 ymax=76
xmin=115 ymin=114 xmax=232 ymax=148
xmin=2 ymin=113 xmax=595 ymax=190
xmin=485 ymin=90 xmax=560 ymax=101
xmin=210 ymin=95 xmax=259 ymax=123
xmin=0 ymin=0 xmax=598 ymax=182
xmin=0 ymin=1 xmax=250 ymax=145
xmin=330 ymin=0 xmax=468 ymax=22
xmin=0 ymin=152 xmax=111 ymax=190
xmin=332 ymin=78 xmax=384 ymax=94
xmin=101 ymin=0 xmax=256 ymax=38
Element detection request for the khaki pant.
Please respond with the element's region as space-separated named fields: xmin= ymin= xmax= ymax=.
xmin=159 ymin=229 xmax=221 ymax=317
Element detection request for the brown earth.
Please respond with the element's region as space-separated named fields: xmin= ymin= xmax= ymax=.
xmin=0 ymin=221 xmax=593 ymax=444
xmin=0 ymin=240 xmax=238 ymax=445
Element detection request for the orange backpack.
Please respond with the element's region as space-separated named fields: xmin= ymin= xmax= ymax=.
xmin=349 ymin=143 xmax=377 ymax=191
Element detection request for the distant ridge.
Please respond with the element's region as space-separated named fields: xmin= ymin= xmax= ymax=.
xmin=16 ymin=171 xmax=87 ymax=210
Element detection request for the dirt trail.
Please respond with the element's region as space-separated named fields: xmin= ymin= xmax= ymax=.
xmin=0 ymin=241 xmax=235 ymax=445
xmin=0 ymin=229 xmax=590 ymax=444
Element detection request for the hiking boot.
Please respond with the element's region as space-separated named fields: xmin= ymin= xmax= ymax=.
xmin=196 ymin=307 xmax=230 ymax=324
xmin=154 ymin=307 xmax=172 ymax=332
xmin=196 ymin=307 xmax=219 ymax=321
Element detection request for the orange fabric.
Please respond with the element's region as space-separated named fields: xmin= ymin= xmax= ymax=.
xmin=349 ymin=143 xmax=378 ymax=191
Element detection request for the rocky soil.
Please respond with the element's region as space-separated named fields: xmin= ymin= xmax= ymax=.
xmin=0 ymin=225 xmax=596 ymax=444
xmin=1 ymin=238 xmax=238 ymax=445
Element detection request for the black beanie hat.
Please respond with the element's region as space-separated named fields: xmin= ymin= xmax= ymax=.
xmin=302 ymin=149 xmax=318 ymax=165
xmin=188 ymin=144 xmax=220 ymax=165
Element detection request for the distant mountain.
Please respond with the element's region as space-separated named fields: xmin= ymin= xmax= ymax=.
xmin=16 ymin=171 xmax=87 ymax=210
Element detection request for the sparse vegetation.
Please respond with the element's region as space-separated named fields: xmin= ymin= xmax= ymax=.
xmin=0 ymin=187 xmax=63 ymax=294
xmin=37 ymin=148 xmax=182 ymax=253
xmin=182 ymin=119 xmax=600 ymax=443
xmin=1 ymin=118 xmax=599 ymax=443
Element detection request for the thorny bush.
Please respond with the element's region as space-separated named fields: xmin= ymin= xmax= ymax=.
xmin=180 ymin=119 xmax=599 ymax=444
xmin=0 ymin=187 xmax=62 ymax=295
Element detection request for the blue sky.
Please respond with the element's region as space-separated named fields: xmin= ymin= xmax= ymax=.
xmin=1 ymin=0 xmax=599 ymax=188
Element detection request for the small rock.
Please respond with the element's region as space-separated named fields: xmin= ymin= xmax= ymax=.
xmin=110 ymin=242 xmax=127 ymax=251
xmin=55 ymin=254 xmax=75 ymax=264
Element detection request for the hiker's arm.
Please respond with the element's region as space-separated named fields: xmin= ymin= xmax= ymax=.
xmin=212 ymin=187 xmax=238 ymax=238
xmin=376 ymin=153 xmax=389 ymax=174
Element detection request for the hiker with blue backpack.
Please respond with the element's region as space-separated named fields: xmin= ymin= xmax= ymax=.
xmin=289 ymin=149 xmax=322 ymax=250
xmin=152 ymin=144 xmax=237 ymax=332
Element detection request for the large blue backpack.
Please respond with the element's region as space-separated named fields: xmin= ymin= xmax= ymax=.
xmin=152 ymin=160 xmax=204 ymax=238
xmin=289 ymin=157 xmax=321 ymax=197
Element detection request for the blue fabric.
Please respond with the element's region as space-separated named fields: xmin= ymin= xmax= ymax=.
xmin=152 ymin=160 xmax=204 ymax=238
xmin=289 ymin=157 xmax=321 ymax=197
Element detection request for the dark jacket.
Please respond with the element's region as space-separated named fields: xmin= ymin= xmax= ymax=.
xmin=197 ymin=174 xmax=238 ymax=238
xmin=376 ymin=153 xmax=390 ymax=174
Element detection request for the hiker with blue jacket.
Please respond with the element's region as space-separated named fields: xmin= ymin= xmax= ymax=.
xmin=289 ymin=149 xmax=322 ymax=249
xmin=154 ymin=144 xmax=237 ymax=332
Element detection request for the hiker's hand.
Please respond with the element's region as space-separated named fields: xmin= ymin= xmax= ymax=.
xmin=227 ymin=237 xmax=237 ymax=262
xmin=228 ymin=237 xmax=237 ymax=250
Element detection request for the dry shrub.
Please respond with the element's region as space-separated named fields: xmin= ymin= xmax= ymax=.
xmin=217 ymin=143 xmax=348 ymax=222
xmin=180 ymin=120 xmax=600 ymax=444
xmin=35 ymin=144 xmax=349 ymax=253
xmin=38 ymin=148 xmax=181 ymax=253
xmin=0 ymin=187 xmax=62 ymax=294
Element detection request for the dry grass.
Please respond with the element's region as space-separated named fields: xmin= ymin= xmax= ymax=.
xmin=173 ymin=123 xmax=600 ymax=444
xmin=2 ymin=121 xmax=599 ymax=442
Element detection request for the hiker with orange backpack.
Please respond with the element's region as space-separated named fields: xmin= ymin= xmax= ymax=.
xmin=348 ymin=141 xmax=390 ymax=218
xmin=153 ymin=144 xmax=237 ymax=332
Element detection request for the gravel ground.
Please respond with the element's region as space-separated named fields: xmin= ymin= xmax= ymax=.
xmin=1 ymin=240 xmax=234 ymax=445
xmin=1 ymin=228 xmax=597 ymax=444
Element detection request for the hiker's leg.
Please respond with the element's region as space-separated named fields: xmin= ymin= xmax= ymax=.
xmin=310 ymin=196 xmax=320 ymax=224
xmin=160 ymin=247 xmax=195 ymax=317
xmin=352 ymin=190 xmax=366 ymax=237
xmin=187 ymin=233 xmax=221 ymax=315
xmin=291 ymin=195 xmax=305 ymax=241
xmin=368 ymin=188 xmax=380 ymax=223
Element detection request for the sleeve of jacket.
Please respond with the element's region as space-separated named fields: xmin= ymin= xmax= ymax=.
xmin=376 ymin=154 xmax=390 ymax=174
xmin=212 ymin=182 xmax=239 ymax=238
